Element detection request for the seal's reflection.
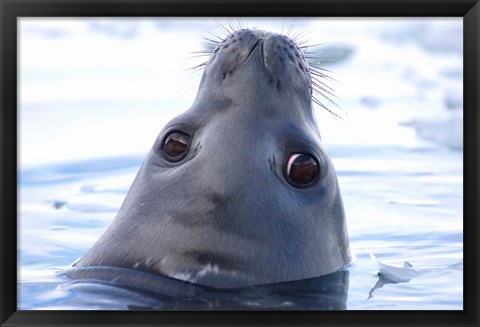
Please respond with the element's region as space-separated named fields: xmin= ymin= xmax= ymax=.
xmin=66 ymin=267 xmax=349 ymax=310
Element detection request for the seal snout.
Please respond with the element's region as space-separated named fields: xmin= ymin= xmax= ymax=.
xmin=209 ymin=29 xmax=312 ymax=95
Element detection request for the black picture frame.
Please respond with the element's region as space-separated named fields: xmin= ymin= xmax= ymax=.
xmin=1 ymin=0 xmax=478 ymax=326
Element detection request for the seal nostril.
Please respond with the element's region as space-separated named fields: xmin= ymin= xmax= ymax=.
xmin=244 ymin=39 xmax=260 ymax=63
xmin=248 ymin=32 xmax=258 ymax=40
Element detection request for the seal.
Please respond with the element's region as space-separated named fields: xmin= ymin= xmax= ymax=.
xmin=75 ymin=28 xmax=351 ymax=289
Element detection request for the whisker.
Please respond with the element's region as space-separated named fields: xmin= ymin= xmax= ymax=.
xmin=214 ymin=19 xmax=232 ymax=38
xmin=185 ymin=61 xmax=208 ymax=72
xmin=312 ymin=97 xmax=342 ymax=119
xmin=311 ymin=75 xmax=338 ymax=88
xmin=299 ymin=42 xmax=328 ymax=49
xmin=227 ymin=19 xmax=237 ymax=34
xmin=238 ymin=18 xmax=244 ymax=30
xmin=310 ymin=65 xmax=331 ymax=75
xmin=310 ymin=68 xmax=337 ymax=82
xmin=185 ymin=54 xmax=212 ymax=61
xmin=291 ymin=30 xmax=311 ymax=46
xmin=285 ymin=18 xmax=297 ymax=38
xmin=313 ymin=90 xmax=338 ymax=107
xmin=200 ymin=35 xmax=221 ymax=44
xmin=200 ymin=25 xmax=226 ymax=44
xmin=312 ymin=81 xmax=336 ymax=96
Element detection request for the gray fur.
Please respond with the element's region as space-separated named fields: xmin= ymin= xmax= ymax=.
xmin=76 ymin=29 xmax=351 ymax=288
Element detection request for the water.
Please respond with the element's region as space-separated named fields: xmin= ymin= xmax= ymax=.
xmin=18 ymin=18 xmax=463 ymax=310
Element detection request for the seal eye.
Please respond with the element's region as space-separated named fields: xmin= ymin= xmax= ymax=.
xmin=162 ymin=131 xmax=190 ymax=161
xmin=286 ymin=153 xmax=319 ymax=187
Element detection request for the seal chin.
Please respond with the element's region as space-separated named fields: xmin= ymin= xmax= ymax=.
xmin=76 ymin=28 xmax=351 ymax=289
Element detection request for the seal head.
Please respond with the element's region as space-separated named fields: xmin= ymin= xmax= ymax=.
xmin=76 ymin=29 xmax=351 ymax=288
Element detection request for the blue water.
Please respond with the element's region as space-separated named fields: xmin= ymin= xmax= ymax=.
xmin=18 ymin=18 xmax=463 ymax=310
